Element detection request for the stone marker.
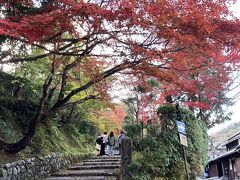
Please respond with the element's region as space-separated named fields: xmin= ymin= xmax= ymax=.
xmin=120 ymin=137 xmax=132 ymax=180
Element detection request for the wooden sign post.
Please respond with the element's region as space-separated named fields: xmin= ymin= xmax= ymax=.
xmin=176 ymin=103 xmax=189 ymax=180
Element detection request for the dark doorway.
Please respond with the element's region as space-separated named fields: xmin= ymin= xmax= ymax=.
xmin=222 ymin=160 xmax=229 ymax=176
xmin=217 ymin=162 xmax=223 ymax=177
xmin=231 ymin=159 xmax=236 ymax=179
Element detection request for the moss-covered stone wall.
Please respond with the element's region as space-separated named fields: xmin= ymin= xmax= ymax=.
xmin=0 ymin=152 xmax=94 ymax=180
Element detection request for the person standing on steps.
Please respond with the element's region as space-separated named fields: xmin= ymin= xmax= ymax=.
xmin=118 ymin=130 xmax=125 ymax=155
xmin=108 ymin=131 xmax=115 ymax=156
xmin=95 ymin=132 xmax=102 ymax=155
xmin=100 ymin=132 xmax=108 ymax=156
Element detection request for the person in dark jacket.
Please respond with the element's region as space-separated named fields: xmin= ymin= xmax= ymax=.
xmin=100 ymin=132 xmax=108 ymax=156
xmin=118 ymin=131 xmax=125 ymax=154
xmin=108 ymin=131 xmax=115 ymax=156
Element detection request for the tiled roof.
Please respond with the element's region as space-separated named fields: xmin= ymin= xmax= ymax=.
xmin=208 ymin=148 xmax=237 ymax=163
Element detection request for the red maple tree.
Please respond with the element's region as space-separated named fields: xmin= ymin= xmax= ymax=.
xmin=102 ymin=103 xmax=126 ymax=128
xmin=0 ymin=0 xmax=240 ymax=153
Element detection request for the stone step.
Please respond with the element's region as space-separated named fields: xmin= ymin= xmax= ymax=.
xmin=80 ymin=162 xmax=121 ymax=166
xmin=44 ymin=176 xmax=117 ymax=180
xmin=92 ymin=155 xmax=121 ymax=159
xmin=51 ymin=169 xmax=120 ymax=177
xmin=83 ymin=159 xmax=121 ymax=162
xmin=69 ymin=164 xmax=121 ymax=170
xmin=43 ymin=154 xmax=122 ymax=180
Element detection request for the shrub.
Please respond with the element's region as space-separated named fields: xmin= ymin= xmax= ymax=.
xmin=125 ymin=105 xmax=208 ymax=180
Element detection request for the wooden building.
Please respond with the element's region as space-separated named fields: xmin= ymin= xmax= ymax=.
xmin=207 ymin=133 xmax=240 ymax=179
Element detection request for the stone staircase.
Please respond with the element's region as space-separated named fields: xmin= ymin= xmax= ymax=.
xmin=43 ymin=155 xmax=121 ymax=180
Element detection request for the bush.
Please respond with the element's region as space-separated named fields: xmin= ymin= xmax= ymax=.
xmin=125 ymin=105 xmax=208 ymax=180
xmin=124 ymin=123 xmax=142 ymax=151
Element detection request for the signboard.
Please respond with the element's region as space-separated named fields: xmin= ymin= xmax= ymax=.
xmin=176 ymin=120 xmax=186 ymax=135
xmin=156 ymin=128 xmax=161 ymax=135
xmin=179 ymin=133 xmax=188 ymax=147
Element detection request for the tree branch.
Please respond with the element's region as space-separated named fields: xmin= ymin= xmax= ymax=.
xmin=61 ymin=95 xmax=101 ymax=108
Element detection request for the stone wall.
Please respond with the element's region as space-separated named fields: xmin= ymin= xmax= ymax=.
xmin=0 ymin=152 xmax=93 ymax=180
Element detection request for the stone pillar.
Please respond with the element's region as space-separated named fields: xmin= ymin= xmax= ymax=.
xmin=121 ymin=137 xmax=132 ymax=180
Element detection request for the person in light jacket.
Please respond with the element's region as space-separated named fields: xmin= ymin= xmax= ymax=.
xmin=100 ymin=132 xmax=108 ymax=156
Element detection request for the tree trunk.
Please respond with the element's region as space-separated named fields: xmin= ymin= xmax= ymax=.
xmin=0 ymin=72 xmax=53 ymax=154
xmin=13 ymin=85 xmax=22 ymax=99
xmin=0 ymin=93 xmax=49 ymax=153
xmin=0 ymin=112 xmax=43 ymax=154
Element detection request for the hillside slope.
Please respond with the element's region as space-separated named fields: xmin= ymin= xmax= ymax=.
xmin=209 ymin=121 xmax=240 ymax=144
xmin=0 ymin=72 xmax=96 ymax=163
